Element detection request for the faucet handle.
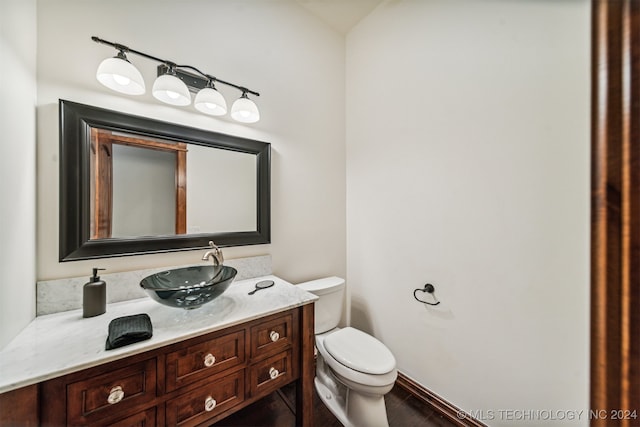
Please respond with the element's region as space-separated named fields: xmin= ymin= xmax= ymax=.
xmin=206 ymin=241 xmax=224 ymax=265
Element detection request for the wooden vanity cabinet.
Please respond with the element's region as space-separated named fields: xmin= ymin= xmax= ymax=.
xmin=1 ymin=304 xmax=315 ymax=427
xmin=0 ymin=384 xmax=39 ymax=427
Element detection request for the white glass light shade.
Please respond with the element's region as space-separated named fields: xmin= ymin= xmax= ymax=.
xmin=194 ymin=87 xmax=228 ymax=116
xmin=152 ymin=74 xmax=191 ymax=106
xmin=231 ymin=95 xmax=260 ymax=123
xmin=96 ymin=56 xmax=145 ymax=95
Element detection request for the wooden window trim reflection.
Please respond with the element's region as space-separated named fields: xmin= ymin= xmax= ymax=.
xmin=90 ymin=128 xmax=187 ymax=239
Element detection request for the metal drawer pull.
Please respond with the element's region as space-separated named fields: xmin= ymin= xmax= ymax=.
xmin=204 ymin=353 xmax=216 ymax=367
xmin=205 ymin=396 xmax=217 ymax=412
xmin=107 ymin=386 xmax=124 ymax=404
xmin=269 ymin=331 xmax=280 ymax=342
xmin=269 ymin=367 xmax=279 ymax=379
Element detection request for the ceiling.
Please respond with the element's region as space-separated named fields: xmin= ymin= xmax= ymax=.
xmin=294 ymin=0 xmax=385 ymax=34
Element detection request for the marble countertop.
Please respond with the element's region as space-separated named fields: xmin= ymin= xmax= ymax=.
xmin=0 ymin=275 xmax=317 ymax=394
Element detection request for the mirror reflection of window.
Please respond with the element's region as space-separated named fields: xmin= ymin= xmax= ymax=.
xmin=112 ymin=144 xmax=176 ymax=238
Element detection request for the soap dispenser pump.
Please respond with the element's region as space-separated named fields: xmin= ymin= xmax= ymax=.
xmin=83 ymin=268 xmax=106 ymax=318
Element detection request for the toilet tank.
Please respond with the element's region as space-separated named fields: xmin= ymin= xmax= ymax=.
xmin=297 ymin=277 xmax=345 ymax=334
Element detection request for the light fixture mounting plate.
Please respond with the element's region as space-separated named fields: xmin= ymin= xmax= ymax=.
xmin=157 ymin=64 xmax=208 ymax=94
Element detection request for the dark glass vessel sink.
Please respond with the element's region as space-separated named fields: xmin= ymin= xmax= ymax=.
xmin=140 ymin=265 xmax=237 ymax=309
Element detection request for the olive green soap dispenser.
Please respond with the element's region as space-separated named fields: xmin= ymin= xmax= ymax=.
xmin=83 ymin=268 xmax=106 ymax=318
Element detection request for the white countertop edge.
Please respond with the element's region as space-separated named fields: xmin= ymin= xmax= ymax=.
xmin=0 ymin=275 xmax=317 ymax=394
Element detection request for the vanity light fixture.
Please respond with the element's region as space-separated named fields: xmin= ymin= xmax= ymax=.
xmin=231 ymin=91 xmax=260 ymax=123
xmin=194 ymin=79 xmax=228 ymax=116
xmin=96 ymin=49 xmax=145 ymax=95
xmin=152 ymin=64 xmax=191 ymax=106
xmin=92 ymin=36 xmax=260 ymax=123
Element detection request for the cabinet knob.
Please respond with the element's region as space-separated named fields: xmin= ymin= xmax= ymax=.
xmin=204 ymin=353 xmax=216 ymax=367
xmin=269 ymin=367 xmax=279 ymax=379
xmin=205 ymin=396 xmax=217 ymax=412
xmin=107 ymin=386 xmax=124 ymax=404
xmin=269 ymin=330 xmax=280 ymax=342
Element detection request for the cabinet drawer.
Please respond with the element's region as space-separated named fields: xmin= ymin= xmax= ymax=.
xmin=166 ymin=330 xmax=245 ymax=392
xmin=165 ymin=370 xmax=245 ymax=427
xmin=249 ymin=350 xmax=293 ymax=397
xmin=66 ymin=358 xmax=156 ymax=426
xmin=96 ymin=407 xmax=156 ymax=427
xmin=250 ymin=313 xmax=293 ymax=359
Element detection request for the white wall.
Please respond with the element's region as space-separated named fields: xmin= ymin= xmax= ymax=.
xmin=346 ymin=1 xmax=590 ymax=425
xmin=36 ymin=0 xmax=346 ymax=283
xmin=0 ymin=0 xmax=37 ymax=349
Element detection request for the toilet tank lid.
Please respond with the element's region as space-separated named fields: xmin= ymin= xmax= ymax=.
xmin=297 ymin=276 xmax=345 ymax=295
xmin=324 ymin=327 xmax=396 ymax=375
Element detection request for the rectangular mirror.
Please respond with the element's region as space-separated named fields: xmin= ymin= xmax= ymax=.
xmin=59 ymin=100 xmax=270 ymax=261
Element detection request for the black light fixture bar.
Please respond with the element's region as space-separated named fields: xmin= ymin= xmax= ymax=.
xmin=91 ymin=36 xmax=260 ymax=97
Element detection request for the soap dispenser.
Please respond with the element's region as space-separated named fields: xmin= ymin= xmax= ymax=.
xmin=83 ymin=268 xmax=106 ymax=318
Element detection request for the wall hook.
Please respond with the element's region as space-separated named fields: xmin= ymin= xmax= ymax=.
xmin=413 ymin=283 xmax=440 ymax=306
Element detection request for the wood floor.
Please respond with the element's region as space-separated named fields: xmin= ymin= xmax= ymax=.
xmin=212 ymin=382 xmax=458 ymax=427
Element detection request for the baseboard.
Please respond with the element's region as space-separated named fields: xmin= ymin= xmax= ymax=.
xmin=395 ymin=372 xmax=487 ymax=427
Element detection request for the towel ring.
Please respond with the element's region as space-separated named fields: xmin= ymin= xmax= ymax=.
xmin=413 ymin=283 xmax=440 ymax=306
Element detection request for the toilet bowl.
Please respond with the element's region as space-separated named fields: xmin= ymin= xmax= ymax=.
xmin=298 ymin=277 xmax=397 ymax=427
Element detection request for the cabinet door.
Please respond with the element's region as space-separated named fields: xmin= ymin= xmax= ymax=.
xmin=165 ymin=329 xmax=245 ymax=392
xmin=165 ymin=370 xmax=245 ymax=427
xmin=66 ymin=358 xmax=156 ymax=426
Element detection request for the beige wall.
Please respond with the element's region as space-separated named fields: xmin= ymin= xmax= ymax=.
xmin=346 ymin=1 xmax=590 ymax=425
xmin=0 ymin=0 xmax=37 ymax=349
xmin=36 ymin=0 xmax=346 ymax=284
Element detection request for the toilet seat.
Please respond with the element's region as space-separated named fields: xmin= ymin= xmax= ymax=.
xmin=323 ymin=327 xmax=396 ymax=375
xmin=316 ymin=329 xmax=397 ymax=389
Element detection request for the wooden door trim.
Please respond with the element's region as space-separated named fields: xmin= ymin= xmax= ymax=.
xmin=91 ymin=129 xmax=188 ymax=237
xmin=90 ymin=128 xmax=113 ymax=239
xmin=591 ymin=0 xmax=640 ymax=424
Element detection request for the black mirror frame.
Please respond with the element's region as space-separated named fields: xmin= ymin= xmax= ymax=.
xmin=59 ymin=99 xmax=271 ymax=261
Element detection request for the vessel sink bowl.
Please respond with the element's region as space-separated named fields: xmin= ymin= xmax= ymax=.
xmin=140 ymin=265 xmax=237 ymax=309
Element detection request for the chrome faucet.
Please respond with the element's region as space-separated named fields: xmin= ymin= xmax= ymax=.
xmin=201 ymin=241 xmax=224 ymax=266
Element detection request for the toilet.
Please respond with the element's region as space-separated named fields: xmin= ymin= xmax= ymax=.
xmin=298 ymin=277 xmax=397 ymax=427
